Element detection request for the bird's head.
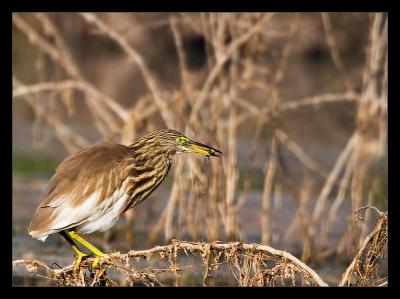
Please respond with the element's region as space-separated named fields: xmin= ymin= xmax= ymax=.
xmin=135 ymin=129 xmax=222 ymax=158
xmin=175 ymin=134 xmax=222 ymax=157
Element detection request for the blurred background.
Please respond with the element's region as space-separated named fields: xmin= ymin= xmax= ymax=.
xmin=12 ymin=12 xmax=387 ymax=286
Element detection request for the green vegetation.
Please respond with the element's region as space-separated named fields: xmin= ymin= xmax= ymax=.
xmin=373 ymin=172 xmax=388 ymax=209
xmin=13 ymin=153 xmax=61 ymax=176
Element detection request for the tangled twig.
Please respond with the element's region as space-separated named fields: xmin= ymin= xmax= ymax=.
xmin=14 ymin=205 xmax=387 ymax=287
xmin=13 ymin=240 xmax=328 ymax=287
xmin=339 ymin=207 xmax=388 ymax=286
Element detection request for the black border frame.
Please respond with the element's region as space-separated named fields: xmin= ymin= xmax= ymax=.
xmin=3 ymin=0 xmax=398 ymax=291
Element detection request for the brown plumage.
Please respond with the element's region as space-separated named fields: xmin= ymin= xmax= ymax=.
xmin=28 ymin=129 xmax=222 ymax=243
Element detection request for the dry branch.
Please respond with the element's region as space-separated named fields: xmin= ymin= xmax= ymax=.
xmin=339 ymin=207 xmax=388 ymax=286
xmin=13 ymin=240 xmax=328 ymax=287
xmin=188 ymin=13 xmax=274 ymax=125
xmin=79 ymin=13 xmax=175 ymax=128
xmin=261 ymin=135 xmax=278 ymax=244
xmin=311 ymin=133 xmax=357 ymax=224
xmin=13 ymin=13 xmax=129 ymax=138
xmin=321 ymin=13 xmax=354 ymax=92
xmin=275 ymin=129 xmax=325 ymax=176
xmin=13 ymin=79 xmax=129 ymax=121
xmin=281 ymin=92 xmax=361 ymax=111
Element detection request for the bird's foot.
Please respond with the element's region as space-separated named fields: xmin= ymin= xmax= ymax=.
xmin=92 ymin=252 xmax=108 ymax=269
xmin=95 ymin=267 xmax=107 ymax=280
xmin=91 ymin=253 xmax=110 ymax=281
xmin=73 ymin=251 xmax=90 ymax=271
xmin=92 ymin=249 xmax=121 ymax=268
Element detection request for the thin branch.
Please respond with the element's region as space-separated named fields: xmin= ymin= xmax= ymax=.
xmin=13 ymin=13 xmax=61 ymax=67
xmin=232 ymin=92 xmax=361 ymax=124
xmin=188 ymin=13 xmax=275 ymax=125
xmin=339 ymin=207 xmax=387 ymax=286
xmin=281 ymin=92 xmax=361 ymax=112
xmin=261 ymin=135 xmax=278 ymax=244
xmin=13 ymin=13 xmax=129 ymax=124
xmin=169 ymin=16 xmax=192 ymax=99
xmin=13 ymin=80 xmax=129 ymax=121
xmin=13 ymin=240 xmax=329 ymax=287
xmin=311 ymin=133 xmax=357 ymax=223
xmin=79 ymin=13 xmax=174 ymax=128
xmin=275 ymin=129 xmax=325 ymax=176
xmin=321 ymin=13 xmax=354 ymax=92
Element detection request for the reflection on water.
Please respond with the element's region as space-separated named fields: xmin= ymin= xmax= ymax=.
xmin=13 ymin=276 xmax=53 ymax=287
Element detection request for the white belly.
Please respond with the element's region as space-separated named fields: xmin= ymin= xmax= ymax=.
xmin=76 ymin=193 xmax=130 ymax=234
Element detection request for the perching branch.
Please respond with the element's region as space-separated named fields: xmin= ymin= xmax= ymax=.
xmin=14 ymin=207 xmax=387 ymax=287
xmin=13 ymin=240 xmax=329 ymax=287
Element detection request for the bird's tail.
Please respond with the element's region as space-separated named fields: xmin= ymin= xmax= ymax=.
xmin=28 ymin=229 xmax=48 ymax=242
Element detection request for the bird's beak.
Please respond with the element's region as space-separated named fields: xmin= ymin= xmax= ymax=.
xmin=184 ymin=140 xmax=222 ymax=157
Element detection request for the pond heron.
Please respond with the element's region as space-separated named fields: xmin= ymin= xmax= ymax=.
xmin=28 ymin=129 xmax=222 ymax=271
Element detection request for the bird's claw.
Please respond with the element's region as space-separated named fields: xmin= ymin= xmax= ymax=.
xmin=92 ymin=255 xmax=109 ymax=280
xmin=73 ymin=252 xmax=89 ymax=271
xmin=96 ymin=267 xmax=107 ymax=279
xmin=92 ymin=253 xmax=108 ymax=269
xmin=92 ymin=257 xmax=101 ymax=269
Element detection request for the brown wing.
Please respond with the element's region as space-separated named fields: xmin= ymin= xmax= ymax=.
xmin=28 ymin=143 xmax=133 ymax=240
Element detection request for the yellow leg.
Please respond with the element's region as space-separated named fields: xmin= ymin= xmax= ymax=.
xmin=68 ymin=231 xmax=107 ymax=268
xmin=60 ymin=231 xmax=89 ymax=270
xmin=96 ymin=267 xmax=107 ymax=280
xmin=72 ymin=246 xmax=89 ymax=270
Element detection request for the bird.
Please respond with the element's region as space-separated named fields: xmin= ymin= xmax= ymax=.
xmin=28 ymin=129 xmax=222 ymax=271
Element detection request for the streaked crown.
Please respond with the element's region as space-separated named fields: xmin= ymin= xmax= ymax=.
xmin=130 ymin=128 xmax=222 ymax=158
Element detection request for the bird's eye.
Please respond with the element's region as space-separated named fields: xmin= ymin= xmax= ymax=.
xmin=176 ymin=137 xmax=189 ymax=144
